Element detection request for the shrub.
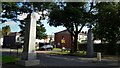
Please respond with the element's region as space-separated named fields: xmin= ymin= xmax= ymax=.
xmin=78 ymin=43 xmax=120 ymax=55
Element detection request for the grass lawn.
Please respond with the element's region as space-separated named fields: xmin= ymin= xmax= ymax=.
xmin=49 ymin=51 xmax=86 ymax=56
xmin=48 ymin=48 xmax=86 ymax=56
xmin=48 ymin=51 xmax=69 ymax=55
xmin=53 ymin=48 xmax=62 ymax=50
xmin=1 ymin=56 xmax=20 ymax=64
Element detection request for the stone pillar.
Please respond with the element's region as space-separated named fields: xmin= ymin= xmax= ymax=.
xmin=17 ymin=12 xmax=39 ymax=66
xmin=86 ymin=29 xmax=94 ymax=57
xmin=0 ymin=2 xmax=2 ymax=68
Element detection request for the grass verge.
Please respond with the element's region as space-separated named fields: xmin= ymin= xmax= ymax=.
xmin=47 ymin=50 xmax=86 ymax=57
xmin=1 ymin=56 xmax=20 ymax=64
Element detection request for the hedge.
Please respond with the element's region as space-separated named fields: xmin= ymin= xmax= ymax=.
xmin=78 ymin=43 xmax=120 ymax=55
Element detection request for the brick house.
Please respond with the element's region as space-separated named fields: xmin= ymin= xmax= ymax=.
xmin=55 ymin=30 xmax=71 ymax=49
xmin=54 ymin=30 xmax=87 ymax=49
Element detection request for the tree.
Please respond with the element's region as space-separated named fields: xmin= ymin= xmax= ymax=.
xmin=18 ymin=2 xmax=50 ymax=40
xmin=1 ymin=2 xmax=51 ymax=42
xmin=93 ymin=2 xmax=120 ymax=55
xmin=36 ymin=21 xmax=47 ymax=39
xmin=2 ymin=25 xmax=11 ymax=36
xmin=48 ymin=2 xmax=95 ymax=53
xmin=19 ymin=17 xmax=47 ymax=40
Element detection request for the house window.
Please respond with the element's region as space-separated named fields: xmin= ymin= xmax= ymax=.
xmin=17 ymin=37 xmax=19 ymax=42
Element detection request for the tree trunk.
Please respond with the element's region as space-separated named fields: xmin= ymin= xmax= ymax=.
xmin=73 ymin=34 xmax=78 ymax=53
xmin=70 ymin=33 xmax=78 ymax=53
xmin=70 ymin=34 xmax=74 ymax=54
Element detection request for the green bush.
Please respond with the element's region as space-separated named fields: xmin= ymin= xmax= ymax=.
xmin=78 ymin=43 xmax=120 ymax=55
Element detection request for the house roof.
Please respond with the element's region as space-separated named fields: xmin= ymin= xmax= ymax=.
xmin=54 ymin=29 xmax=70 ymax=34
xmin=47 ymin=35 xmax=54 ymax=38
xmin=4 ymin=32 xmax=21 ymax=36
xmin=79 ymin=31 xmax=87 ymax=35
xmin=55 ymin=30 xmax=87 ymax=35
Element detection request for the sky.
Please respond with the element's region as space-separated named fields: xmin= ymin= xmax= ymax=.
xmin=42 ymin=20 xmax=89 ymax=35
xmin=0 ymin=13 xmax=89 ymax=35
xmin=0 ymin=20 xmax=89 ymax=35
xmin=0 ymin=20 xmax=21 ymax=32
xmin=0 ymin=2 xmax=90 ymax=35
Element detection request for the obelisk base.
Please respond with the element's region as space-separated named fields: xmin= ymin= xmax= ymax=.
xmin=17 ymin=60 xmax=40 ymax=66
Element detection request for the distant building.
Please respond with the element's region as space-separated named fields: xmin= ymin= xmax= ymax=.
xmin=78 ymin=31 xmax=87 ymax=43
xmin=54 ymin=30 xmax=87 ymax=48
xmin=94 ymin=40 xmax=101 ymax=44
xmin=2 ymin=32 xmax=22 ymax=48
xmin=55 ymin=30 xmax=71 ymax=48
xmin=36 ymin=35 xmax=54 ymax=43
xmin=43 ymin=35 xmax=54 ymax=43
xmin=35 ymin=35 xmax=55 ymax=48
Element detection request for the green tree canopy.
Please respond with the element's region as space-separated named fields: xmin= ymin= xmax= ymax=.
xmin=2 ymin=25 xmax=11 ymax=36
xmin=48 ymin=2 xmax=95 ymax=53
xmin=2 ymin=2 xmax=51 ymax=40
xmin=93 ymin=2 xmax=120 ymax=54
xmin=36 ymin=21 xmax=47 ymax=39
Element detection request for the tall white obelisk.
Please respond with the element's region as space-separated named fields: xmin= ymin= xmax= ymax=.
xmin=17 ymin=12 xmax=40 ymax=66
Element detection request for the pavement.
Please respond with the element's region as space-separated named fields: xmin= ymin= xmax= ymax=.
xmin=1 ymin=48 xmax=120 ymax=68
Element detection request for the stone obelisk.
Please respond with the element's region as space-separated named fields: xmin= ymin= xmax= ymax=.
xmin=17 ymin=12 xmax=39 ymax=66
xmin=0 ymin=2 xmax=2 ymax=68
xmin=86 ymin=28 xmax=94 ymax=57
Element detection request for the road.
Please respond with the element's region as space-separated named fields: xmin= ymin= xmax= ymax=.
xmin=1 ymin=49 xmax=120 ymax=68
xmin=36 ymin=52 xmax=119 ymax=67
